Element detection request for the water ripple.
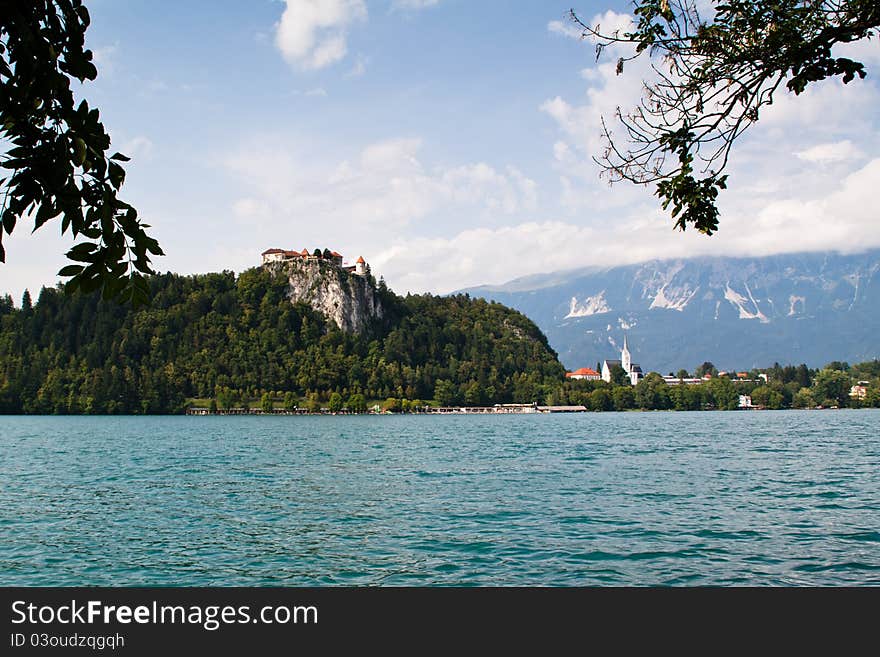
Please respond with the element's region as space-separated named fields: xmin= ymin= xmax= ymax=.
xmin=0 ymin=410 xmax=878 ymax=586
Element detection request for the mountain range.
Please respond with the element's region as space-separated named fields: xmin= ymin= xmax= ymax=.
xmin=462 ymin=249 xmax=880 ymax=373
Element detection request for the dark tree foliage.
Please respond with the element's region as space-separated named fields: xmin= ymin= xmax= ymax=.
xmin=0 ymin=268 xmax=565 ymax=413
xmin=570 ymin=0 xmax=879 ymax=233
xmin=1 ymin=0 xmax=162 ymax=304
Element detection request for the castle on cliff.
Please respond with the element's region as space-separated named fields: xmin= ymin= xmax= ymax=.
xmin=261 ymin=248 xmax=370 ymax=276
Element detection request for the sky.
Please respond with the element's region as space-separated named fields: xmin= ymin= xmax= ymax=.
xmin=2 ymin=0 xmax=880 ymax=302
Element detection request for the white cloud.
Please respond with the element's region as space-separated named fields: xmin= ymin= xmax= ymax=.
xmin=377 ymin=158 xmax=880 ymax=293
xmin=796 ymin=140 xmax=863 ymax=164
xmin=547 ymin=20 xmax=584 ymax=40
xmin=304 ymin=87 xmax=328 ymax=97
xmin=120 ymin=136 xmax=154 ymax=159
xmin=275 ymin=0 xmax=367 ymax=70
xmin=92 ymin=43 xmax=119 ymax=77
xmin=223 ymin=136 xmax=540 ymax=284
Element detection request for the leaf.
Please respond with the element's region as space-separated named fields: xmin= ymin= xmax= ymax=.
xmin=108 ymin=161 xmax=125 ymax=189
xmin=58 ymin=264 xmax=84 ymax=277
xmin=110 ymin=152 xmax=131 ymax=162
xmin=73 ymin=137 xmax=87 ymax=166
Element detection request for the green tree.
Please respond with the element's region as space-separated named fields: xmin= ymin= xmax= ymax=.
xmin=382 ymin=397 xmax=401 ymax=413
xmin=635 ymin=372 xmax=671 ymax=410
xmin=695 ymin=362 xmax=717 ymax=378
xmin=589 ymin=388 xmax=613 ymax=411
xmin=750 ymin=385 xmax=783 ymax=410
xmin=328 ymin=392 xmax=343 ymax=413
xmin=569 ymin=1 xmax=879 ymax=234
xmin=609 ymin=364 xmax=630 ymax=386
xmin=1 ymin=0 xmax=162 ymax=303
xmin=215 ymin=386 xmax=234 ymax=410
xmin=812 ymin=368 xmax=851 ymax=407
xmin=305 ymin=392 xmax=321 ymax=413
xmin=260 ymin=392 xmax=273 ymax=413
xmin=464 ymin=381 xmax=483 ymax=406
xmin=283 ymin=391 xmax=298 ymax=411
xmin=792 ymin=387 xmax=815 ymax=409
xmin=346 ymin=393 xmax=366 ymax=413
xmin=434 ymin=379 xmax=456 ymax=406
xmin=612 ymin=385 xmax=635 ymax=411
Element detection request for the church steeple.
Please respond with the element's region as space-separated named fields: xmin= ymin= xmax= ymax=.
xmin=621 ymin=333 xmax=631 ymax=373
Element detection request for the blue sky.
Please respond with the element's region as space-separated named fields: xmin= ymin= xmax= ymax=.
xmin=3 ymin=0 xmax=880 ymax=300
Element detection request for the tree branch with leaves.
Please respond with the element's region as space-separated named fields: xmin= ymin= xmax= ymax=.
xmin=570 ymin=0 xmax=879 ymax=234
xmin=1 ymin=0 xmax=162 ymax=304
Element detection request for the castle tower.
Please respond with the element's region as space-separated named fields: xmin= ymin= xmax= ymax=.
xmin=621 ymin=333 xmax=631 ymax=373
xmin=355 ymin=256 xmax=367 ymax=276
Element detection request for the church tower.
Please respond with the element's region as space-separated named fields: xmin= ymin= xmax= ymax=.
xmin=621 ymin=334 xmax=631 ymax=373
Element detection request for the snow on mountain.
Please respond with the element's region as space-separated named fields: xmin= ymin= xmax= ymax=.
xmin=565 ymin=291 xmax=610 ymax=318
xmin=462 ymin=250 xmax=880 ymax=372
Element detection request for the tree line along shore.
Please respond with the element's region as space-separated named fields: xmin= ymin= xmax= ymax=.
xmin=0 ymin=268 xmax=877 ymax=415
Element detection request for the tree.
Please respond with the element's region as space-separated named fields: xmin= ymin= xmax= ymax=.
xmin=635 ymin=372 xmax=671 ymax=410
xmin=569 ymin=1 xmax=879 ymax=234
xmin=434 ymin=379 xmax=456 ymax=406
xmin=260 ymin=392 xmax=273 ymax=413
xmin=609 ymin=363 xmax=630 ymax=386
xmin=283 ymin=391 xmax=298 ymax=411
xmin=1 ymin=1 xmax=163 ymax=303
xmin=328 ymin=392 xmax=343 ymax=413
xmin=750 ymin=385 xmax=783 ymax=409
xmin=346 ymin=393 xmax=366 ymax=413
xmin=812 ymin=368 xmax=850 ymax=407
xmin=612 ymin=385 xmax=635 ymax=410
xmin=382 ymin=397 xmax=401 ymax=413
xmin=792 ymin=387 xmax=815 ymax=409
xmin=589 ymin=388 xmax=614 ymax=411
xmin=695 ymin=361 xmax=717 ymax=378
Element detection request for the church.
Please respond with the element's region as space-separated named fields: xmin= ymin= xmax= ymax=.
xmin=601 ymin=335 xmax=643 ymax=386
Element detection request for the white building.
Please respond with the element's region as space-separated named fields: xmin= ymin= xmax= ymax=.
xmin=602 ymin=335 xmax=643 ymax=386
xmin=565 ymin=367 xmax=601 ymax=381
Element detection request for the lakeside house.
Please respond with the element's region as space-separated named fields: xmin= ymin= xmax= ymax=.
xmin=850 ymin=382 xmax=870 ymax=400
xmin=565 ymin=367 xmax=601 ymax=381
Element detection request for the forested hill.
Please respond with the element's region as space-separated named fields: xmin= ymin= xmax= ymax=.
xmin=0 ymin=268 xmax=564 ymax=414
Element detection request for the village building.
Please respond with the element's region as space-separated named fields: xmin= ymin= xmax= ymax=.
xmin=662 ymin=376 xmax=705 ymax=386
xmin=565 ymin=367 xmax=601 ymax=381
xmin=601 ymin=335 xmax=643 ymax=386
xmin=261 ymin=248 xmax=367 ymax=275
xmin=850 ymin=382 xmax=869 ymax=400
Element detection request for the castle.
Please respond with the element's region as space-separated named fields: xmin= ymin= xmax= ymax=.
xmin=601 ymin=335 xmax=643 ymax=386
xmin=261 ymin=248 xmax=370 ymax=276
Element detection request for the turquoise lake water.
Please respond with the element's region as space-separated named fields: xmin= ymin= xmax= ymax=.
xmin=1 ymin=410 xmax=878 ymax=586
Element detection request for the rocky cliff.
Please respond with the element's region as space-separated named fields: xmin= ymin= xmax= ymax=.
xmin=267 ymin=258 xmax=383 ymax=333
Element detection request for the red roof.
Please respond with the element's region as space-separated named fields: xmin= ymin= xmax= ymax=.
xmin=566 ymin=367 xmax=599 ymax=378
xmin=331 ymin=251 xmax=342 ymax=257
xmin=300 ymin=249 xmax=309 ymax=256
xmin=356 ymin=256 xmax=365 ymax=264
xmin=261 ymin=248 xmax=284 ymax=255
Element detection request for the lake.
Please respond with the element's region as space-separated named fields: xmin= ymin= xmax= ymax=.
xmin=1 ymin=410 xmax=878 ymax=586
